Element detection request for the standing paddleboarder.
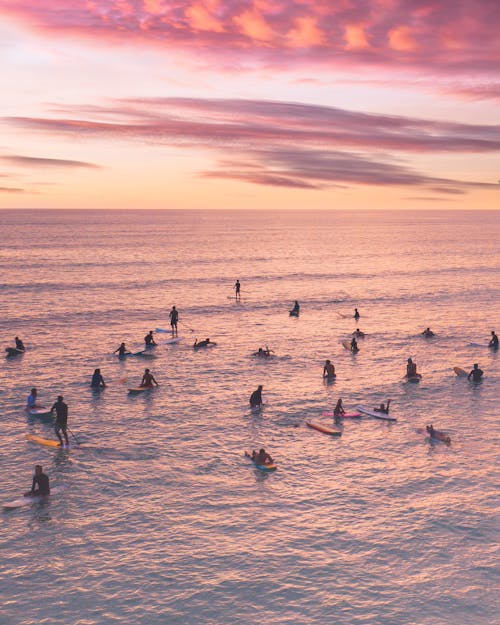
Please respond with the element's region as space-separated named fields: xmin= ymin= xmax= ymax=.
xmin=50 ymin=395 xmax=69 ymax=446
xmin=234 ymin=280 xmax=241 ymax=300
xmin=169 ymin=306 xmax=179 ymax=335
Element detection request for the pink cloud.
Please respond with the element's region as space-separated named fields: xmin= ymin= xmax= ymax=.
xmin=1 ymin=155 xmax=101 ymax=168
xmin=3 ymin=97 xmax=499 ymax=193
xmin=0 ymin=1 xmax=498 ymax=73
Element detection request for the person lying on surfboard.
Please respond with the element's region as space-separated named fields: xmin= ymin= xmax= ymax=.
xmin=422 ymin=327 xmax=435 ymax=337
xmin=140 ymin=368 xmax=159 ymax=388
xmin=25 ymin=465 xmax=50 ymax=498
xmin=323 ymin=360 xmax=336 ymax=379
xmin=374 ymin=399 xmax=391 ymax=414
xmin=193 ymin=338 xmax=214 ymax=348
xmin=251 ymin=449 xmax=273 ymax=465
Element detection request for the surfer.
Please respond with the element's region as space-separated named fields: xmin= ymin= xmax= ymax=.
xmin=50 ymin=395 xmax=69 ymax=446
xmin=15 ymin=336 xmax=25 ymax=351
xmin=350 ymin=337 xmax=359 ymax=353
xmin=374 ymin=400 xmax=391 ymax=414
xmin=352 ymin=328 xmax=365 ymax=338
xmin=468 ymin=363 xmax=484 ymax=383
xmin=194 ymin=338 xmax=214 ymax=348
xmin=114 ymin=342 xmax=131 ymax=357
xmin=144 ymin=331 xmax=157 ymax=347
xmin=234 ymin=280 xmax=241 ymax=299
xmin=249 ymin=385 xmax=264 ymax=407
xmin=91 ymin=368 xmax=106 ymax=388
xmin=426 ymin=425 xmax=436 ymax=437
xmin=251 ymin=448 xmax=273 ymax=465
xmin=169 ymin=306 xmax=179 ymax=335
xmin=140 ymin=368 xmax=159 ymax=388
xmin=406 ymin=358 xmax=418 ymax=378
xmin=26 ymin=387 xmax=43 ymax=409
xmin=25 ymin=465 xmax=50 ymax=497
xmin=354 ymin=308 xmax=360 ymax=320
xmin=254 ymin=347 xmax=271 ymax=358
xmin=422 ymin=327 xmax=435 ymax=337
xmin=333 ymin=399 xmax=345 ymax=419
xmin=323 ymin=359 xmax=336 ymax=380
xmin=290 ymin=300 xmax=300 ymax=316
xmin=489 ymin=330 xmax=499 ymax=349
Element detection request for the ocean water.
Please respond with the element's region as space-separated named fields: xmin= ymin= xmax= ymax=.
xmin=0 ymin=209 xmax=498 ymax=625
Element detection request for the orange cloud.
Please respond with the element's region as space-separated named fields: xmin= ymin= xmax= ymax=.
xmin=287 ymin=17 xmax=325 ymax=48
xmin=388 ymin=25 xmax=418 ymax=51
xmin=233 ymin=10 xmax=275 ymax=43
xmin=344 ymin=24 xmax=370 ymax=50
xmin=186 ymin=3 xmax=224 ymax=32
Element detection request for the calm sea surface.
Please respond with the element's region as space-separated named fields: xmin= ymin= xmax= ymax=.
xmin=0 ymin=209 xmax=498 ymax=625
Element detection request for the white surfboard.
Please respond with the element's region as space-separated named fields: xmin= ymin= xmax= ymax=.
xmin=356 ymin=405 xmax=397 ymax=421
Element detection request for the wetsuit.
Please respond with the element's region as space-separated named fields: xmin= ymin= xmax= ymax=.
xmin=249 ymin=389 xmax=262 ymax=407
xmin=31 ymin=472 xmax=50 ymax=496
xmin=469 ymin=368 xmax=483 ymax=382
xmin=91 ymin=372 xmax=105 ymax=388
xmin=51 ymin=400 xmax=69 ymax=444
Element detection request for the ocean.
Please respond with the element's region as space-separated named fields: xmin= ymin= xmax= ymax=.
xmin=0 ymin=209 xmax=498 ymax=625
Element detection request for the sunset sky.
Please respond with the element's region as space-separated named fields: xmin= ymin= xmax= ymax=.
xmin=1 ymin=0 xmax=499 ymax=209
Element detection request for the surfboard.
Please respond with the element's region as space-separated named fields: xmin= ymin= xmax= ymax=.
xmin=132 ymin=350 xmax=156 ymax=358
xmin=193 ymin=342 xmax=217 ymax=349
xmin=453 ymin=366 xmax=468 ymax=377
xmin=469 ymin=342 xmax=488 ymax=347
xmin=3 ymin=486 xmax=61 ymax=510
xmin=5 ymin=347 xmax=24 ymax=356
xmin=25 ymin=433 xmax=70 ymax=448
xmin=306 ymin=421 xmax=342 ymax=436
xmin=405 ymin=375 xmax=421 ymax=383
xmin=160 ymin=337 xmax=183 ymax=345
xmin=245 ymin=451 xmax=277 ymax=471
xmin=416 ymin=427 xmax=451 ymax=444
xmin=322 ymin=411 xmax=362 ymax=418
xmin=356 ymin=405 xmax=397 ymax=421
xmin=27 ymin=407 xmax=53 ymax=419
xmin=289 ymin=310 xmax=299 ymax=317
xmin=127 ymin=387 xmax=153 ymax=394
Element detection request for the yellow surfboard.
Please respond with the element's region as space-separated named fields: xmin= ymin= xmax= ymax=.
xmin=26 ymin=433 xmax=63 ymax=448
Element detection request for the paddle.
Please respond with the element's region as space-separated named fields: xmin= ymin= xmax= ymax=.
xmin=67 ymin=426 xmax=80 ymax=446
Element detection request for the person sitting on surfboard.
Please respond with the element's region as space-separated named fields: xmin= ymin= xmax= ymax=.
xmin=91 ymin=368 xmax=106 ymax=388
xmin=249 ymin=385 xmax=263 ymax=407
xmin=114 ymin=342 xmax=131 ymax=356
xmin=50 ymin=395 xmax=69 ymax=446
xmin=194 ymin=338 xmax=214 ymax=348
xmin=489 ymin=330 xmax=498 ymax=349
xmin=352 ymin=328 xmax=365 ymax=338
xmin=333 ymin=399 xmax=345 ymax=419
xmin=26 ymin=387 xmax=42 ymax=409
xmin=374 ymin=399 xmax=391 ymax=414
xmin=25 ymin=465 xmax=50 ymax=498
xmin=290 ymin=300 xmax=300 ymax=315
xmin=354 ymin=308 xmax=360 ymax=319
xmin=169 ymin=306 xmax=179 ymax=335
xmin=468 ymin=363 xmax=484 ymax=383
xmin=144 ymin=331 xmax=157 ymax=347
xmin=251 ymin=448 xmax=273 ymax=465
xmin=15 ymin=336 xmax=25 ymax=351
xmin=323 ymin=360 xmax=336 ymax=379
xmin=140 ymin=368 xmax=159 ymax=388
xmin=350 ymin=337 xmax=359 ymax=353
xmin=422 ymin=327 xmax=435 ymax=337
xmin=406 ymin=358 xmax=418 ymax=378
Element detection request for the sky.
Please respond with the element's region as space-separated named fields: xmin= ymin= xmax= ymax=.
xmin=0 ymin=0 xmax=499 ymax=210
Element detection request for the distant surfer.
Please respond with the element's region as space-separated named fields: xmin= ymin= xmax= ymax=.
xmin=468 ymin=363 xmax=484 ymax=383
xmin=352 ymin=328 xmax=365 ymax=338
xmin=333 ymin=398 xmax=345 ymax=420
xmin=15 ymin=336 xmax=25 ymax=351
xmin=489 ymin=330 xmax=498 ymax=349
xmin=350 ymin=337 xmax=359 ymax=353
xmin=140 ymin=368 xmax=159 ymax=388
xmin=323 ymin=359 xmax=336 ymax=380
xmin=194 ymin=338 xmax=214 ymax=349
xmin=374 ymin=400 xmax=391 ymax=414
xmin=169 ymin=306 xmax=179 ymax=335
xmin=91 ymin=368 xmax=106 ymax=388
xmin=114 ymin=342 xmax=131 ymax=357
xmin=406 ymin=358 xmax=419 ymax=378
xmin=354 ymin=308 xmax=360 ymax=320
xmin=254 ymin=347 xmax=271 ymax=358
xmin=25 ymin=465 xmax=50 ymax=498
xmin=26 ymin=387 xmax=43 ymax=409
xmin=144 ymin=331 xmax=157 ymax=347
xmin=422 ymin=327 xmax=435 ymax=337
xmin=50 ymin=395 xmax=69 ymax=446
xmin=234 ymin=280 xmax=241 ymax=300
xmin=249 ymin=385 xmax=264 ymax=407
xmin=290 ymin=300 xmax=300 ymax=316
xmin=251 ymin=448 xmax=273 ymax=465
